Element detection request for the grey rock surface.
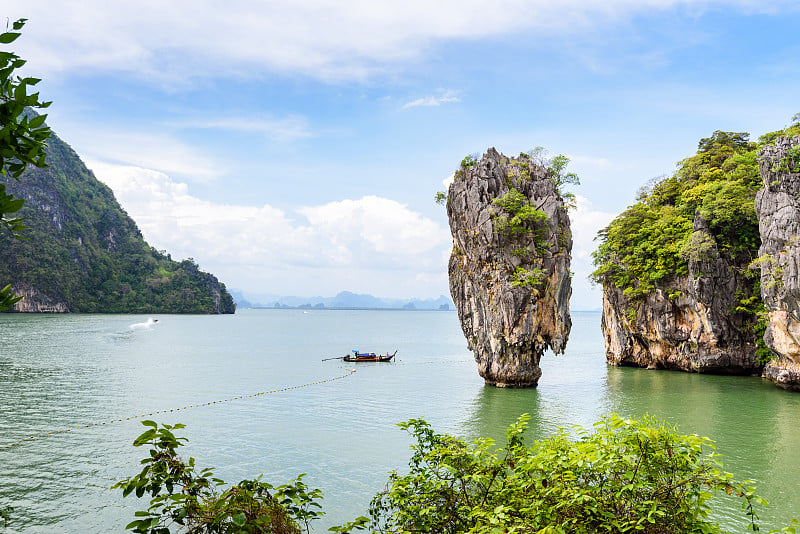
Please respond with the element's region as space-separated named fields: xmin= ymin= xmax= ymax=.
xmin=447 ymin=148 xmax=572 ymax=387
xmin=755 ymin=136 xmax=800 ymax=390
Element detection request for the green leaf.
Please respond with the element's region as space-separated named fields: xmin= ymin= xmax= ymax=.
xmin=0 ymin=32 xmax=21 ymax=44
xmin=28 ymin=114 xmax=47 ymax=129
xmin=133 ymin=429 xmax=157 ymax=447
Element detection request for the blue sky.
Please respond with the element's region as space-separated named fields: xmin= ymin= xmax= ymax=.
xmin=5 ymin=1 xmax=800 ymax=309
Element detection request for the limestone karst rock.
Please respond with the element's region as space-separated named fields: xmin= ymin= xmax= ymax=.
xmin=446 ymin=148 xmax=572 ymax=387
xmin=594 ymin=131 xmax=764 ymax=376
xmin=755 ymin=135 xmax=800 ymax=390
xmin=600 ymin=213 xmax=761 ymax=374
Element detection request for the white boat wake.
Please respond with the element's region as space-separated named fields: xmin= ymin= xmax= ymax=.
xmin=129 ymin=318 xmax=159 ymax=330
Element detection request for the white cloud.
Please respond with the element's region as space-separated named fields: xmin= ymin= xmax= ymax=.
xmin=87 ymin=161 xmax=452 ymax=298
xmin=402 ymin=90 xmax=462 ymax=109
xmin=9 ymin=1 xmax=797 ymax=84
xmin=70 ymin=130 xmax=221 ymax=181
xmin=176 ymin=116 xmax=314 ymax=142
xmin=570 ymin=195 xmax=617 ymax=261
xmin=299 ymin=197 xmax=450 ymax=265
xmin=569 ymin=195 xmax=618 ymax=309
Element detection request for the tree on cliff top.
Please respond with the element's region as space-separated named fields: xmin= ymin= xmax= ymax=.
xmin=436 ymin=147 xmax=580 ymax=208
xmin=0 ymin=18 xmax=52 ymax=310
xmin=591 ymin=130 xmax=762 ymax=301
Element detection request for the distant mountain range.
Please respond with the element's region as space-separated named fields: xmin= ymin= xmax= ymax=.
xmin=229 ymin=290 xmax=454 ymax=310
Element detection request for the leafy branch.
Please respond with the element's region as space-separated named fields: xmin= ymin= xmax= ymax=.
xmin=0 ymin=18 xmax=52 ymax=310
xmin=113 ymin=421 xmax=323 ymax=534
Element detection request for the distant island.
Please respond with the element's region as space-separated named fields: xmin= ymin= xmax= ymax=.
xmin=229 ymin=290 xmax=453 ymax=310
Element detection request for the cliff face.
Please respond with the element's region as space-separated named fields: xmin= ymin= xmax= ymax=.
xmin=447 ymin=148 xmax=572 ymax=387
xmin=755 ymin=136 xmax=800 ymax=390
xmin=601 ymin=216 xmax=760 ymax=373
xmin=593 ymin=131 xmax=765 ymax=376
xmin=11 ymin=283 xmax=70 ymax=312
xmin=1 ymin=123 xmax=235 ymax=314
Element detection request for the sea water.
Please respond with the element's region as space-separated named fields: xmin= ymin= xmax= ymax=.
xmin=1 ymin=309 xmax=799 ymax=532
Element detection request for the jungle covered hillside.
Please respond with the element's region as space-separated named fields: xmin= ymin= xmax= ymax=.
xmin=0 ymin=124 xmax=235 ymax=314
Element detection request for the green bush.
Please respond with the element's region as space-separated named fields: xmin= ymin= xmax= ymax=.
xmin=510 ymin=266 xmax=546 ymax=289
xmin=334 ymin=415 xmax=774 ymax=534
xmin=453 ymin=154 xmax=479 ymax=180
xmin=492 ymin=188 xmax=549 ymax=250
xmin=114 ymin=421 xmax=323 ymax=534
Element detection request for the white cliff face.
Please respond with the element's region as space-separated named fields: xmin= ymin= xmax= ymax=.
xmin=756 ymin=136 xmax=800 ymax=390
xmin=447 ymin=148 xmax=572 ymax=387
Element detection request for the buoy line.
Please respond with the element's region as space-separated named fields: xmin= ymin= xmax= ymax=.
xmin=378 ymin=352 xmax=606 ymax=366
xmin=0 ymin=369 xmax=357 ymax=450
xmin=389 ymin=359 xmax=474 ymax=366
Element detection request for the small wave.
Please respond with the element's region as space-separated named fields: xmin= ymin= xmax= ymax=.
xmin=129 ymin=318 xmax=159 ymax=330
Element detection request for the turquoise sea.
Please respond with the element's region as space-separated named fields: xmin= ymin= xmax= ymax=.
xmin=1 ymin=309 xmax=800 ymax=532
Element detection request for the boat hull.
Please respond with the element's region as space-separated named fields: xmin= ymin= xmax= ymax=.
xmin=343 ymin=351 xmax=396 ymax=362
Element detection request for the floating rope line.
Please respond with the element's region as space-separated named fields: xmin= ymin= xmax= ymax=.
xmin=0 ymin=369 xmax=357 ymax=450
xmin=389 ymin=358 xmax=474 ymax=366
xmin=387 ymin=352 xmax=606 ymax=366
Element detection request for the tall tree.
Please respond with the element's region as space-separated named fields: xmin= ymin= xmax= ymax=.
xmin=0 ymin=18 xmax=52 ymax=310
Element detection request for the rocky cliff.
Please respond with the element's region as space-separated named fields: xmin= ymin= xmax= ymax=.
xmin=1 ymin=122 xmax=235 ymax=314
xmin=447 ymin=148 xmax=572 ymax=387
xmin=755 ymin=135 xmax=800 ymax=390
xmin=601 ymin=214 xmax=760 ymax=374
xmin=593 ymin=131 xmax=764 ymax=376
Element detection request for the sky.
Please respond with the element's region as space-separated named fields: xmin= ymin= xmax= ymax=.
xmin=4 ymin=1 xmax=800 ymax=309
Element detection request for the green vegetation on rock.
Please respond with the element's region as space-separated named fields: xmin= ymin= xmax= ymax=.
xmin=437 ymin=147 xmax=580 ymax=209
xmin=591 ymin=122 xmax=800 ymax=366
xmin=492 ymin=188 xmax=549 ymax=249
xmin=591 ymin=130 xmax=764 ymax=301
xmin=0 ymin=124 xmax=235 ymax=313
xmin=522 ymin=146 xmax=581 ymax=207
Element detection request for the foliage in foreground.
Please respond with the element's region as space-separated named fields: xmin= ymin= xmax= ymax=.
xmin=335 ymin=414 xmax=775 ymax=534
xmin=114 ymin=421 xmax=323 ymax=534
xmin=113 ymin=418 xmax=799 ymax=534
xmin=0 ymin=18 xmax=52 ymax=310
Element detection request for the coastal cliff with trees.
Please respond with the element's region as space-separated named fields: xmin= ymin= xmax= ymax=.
xmin=591 ymin=118 xmax=800 ymax=388
xmin=1 ymin=125 xmax=235 ymax=314
xmin=1 ymin=19 xmax=233 ymax=314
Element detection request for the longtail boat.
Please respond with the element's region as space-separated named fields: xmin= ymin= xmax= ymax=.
xmin=342 ymin=350 xmax=397 ymax=362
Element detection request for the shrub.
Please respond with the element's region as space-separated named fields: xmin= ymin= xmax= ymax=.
xmin=334 ymin=414 xmax=770 ymax=533
xmin=492 ymin=189 xmax=549 ymax=249
xmin=114 ymin=421 xmax=323 ymax=534
xmin=510 ymin=266 xmax=546 ymax=289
